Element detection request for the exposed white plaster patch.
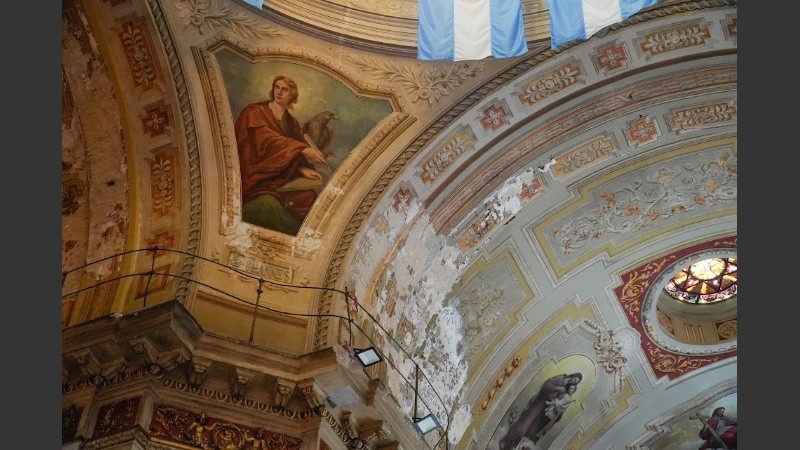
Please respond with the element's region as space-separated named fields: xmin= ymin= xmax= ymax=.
xmin=292 ymin=227 xmax=323 ymax=255
xmin=405 ymin=200 xmax=421 ymax=224
xmin=449 ymin=404 xmax=472 ymax=444
xmin=344 ymin=167 xmax=542 ymax=442
xmin=229 ymin=222 xmax=255 ymax=249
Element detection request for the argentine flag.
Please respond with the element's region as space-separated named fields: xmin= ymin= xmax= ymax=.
xmin=549 ymin=0 xmax=657 ymax=49
xmin=418 ymin=0 xmax=528 ymax=61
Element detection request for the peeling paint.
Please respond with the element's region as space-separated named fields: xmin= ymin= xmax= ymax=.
xmin=344 ymin=166 xmax=545 ymax=442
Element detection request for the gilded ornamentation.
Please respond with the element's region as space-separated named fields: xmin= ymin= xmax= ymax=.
xmin=173 ymin=0 xmax=286 ymax=39
xmin=553 ymin=151 xmax=737 ymax=254
xmin=347 ymin=55 xmax=485 ymax=106
xmin=391 ymin=185 xmax=415 ymax=213
xmin=553 ymin=135 xmax=615 ymax=177
xmin=226 ymin=250 xmax=296 ymax=286
xmin=64 ymin=363 xmax=321 ymax=420
xmin=480 ymin=101 xmax=511 ymax=132
xmin=656 ymin=309 xmax=674 ymax=335
xmin=479 ymin=356 xmax=522 ymax=412
xmin=118 ymin=19 xmax=160 ymax=90
xmin=516 ymin=62 xmax=582 ymax=106
xmin=592 ymin=42 xmax=630 ymax=74
xmin=592 ymin=329 xmax=627 ymax=375
xmin=722 ymin=16 xmax=737 ymax=40
xmin=431 ymin=66 xmax=737 ymax=234
xmin=147 ymin=0 xmax=202 ymax=303
xmin=639 ymin=24 xmax=712 ymax=56
xmin=624 ymin=117 xmax=660 ymax=147
xmin=614 ymin=236 xmax=737 ymax=380
xmin=420 ymin=125 xmax=476 ymax=184
xmin=585 ymin=322 xmax=639 ymax=392
xmin=519 ymin=175 xmax=544 ymax=201
xmin=94 ymin=397 xmax=140 ymax=438
xmin=458 ymin=201 xmax=504 ymax=251
xmin=141 ymin=103 xmax=172 ymax=138
xmin=318 ymin=2 xmax=737 ymax=350
xmin=323 ymin=409 xmax=362 ymax=448
xmin=714 ymin=237 xmax=738 ymax=248
xmin=617 ymin=257 xmax=675 ymax=324
xmin=150 ymin=406 xmax=302 ymax=450
xmin=644 ymin=342 xmax=719 ymax=377
xmin=668 ymin=101 xmax=737 ymax=131
xmin=145 ymin=232 xmax=176 ymax=256
xmin=716 ymin=319 xmax=737 ymax=340
xmin=148 ymin=149 xmax=177 ymax=217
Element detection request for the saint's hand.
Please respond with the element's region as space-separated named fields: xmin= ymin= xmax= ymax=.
xmin=301 ymin=146 xmax=326 ymax=165
xmin=298 ymin=166 xmax=323 ymax=181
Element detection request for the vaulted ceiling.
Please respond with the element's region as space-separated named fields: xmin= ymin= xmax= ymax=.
xmin=61 ymin=1 xmax=737 ymax=449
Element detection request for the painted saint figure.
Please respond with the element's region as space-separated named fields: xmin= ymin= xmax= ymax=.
xmin=698 ymin=406 xmax=737 ymax=450
xmin=234 ymin=75 xmax=329 ymax=235
xmin=544 ymin=383 xmax=577 ymax=421
xmin=499 ymin=372 xmax=582 ymax=449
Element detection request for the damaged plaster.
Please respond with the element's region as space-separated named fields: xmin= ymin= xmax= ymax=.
xmin=62 ymin=0 xmax=129 ymax=288
xmin=344 ymin=165 xmax=540 ymax=443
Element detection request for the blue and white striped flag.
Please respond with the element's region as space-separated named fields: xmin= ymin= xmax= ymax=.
xmin=549 ymin=0 xmax=657 ymax=49
xmin=418 ymin=0 xmax=528 ymax=61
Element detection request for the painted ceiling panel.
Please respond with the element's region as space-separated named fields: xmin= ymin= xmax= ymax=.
xmin=61 ymin=0 xmax=737 ymax=448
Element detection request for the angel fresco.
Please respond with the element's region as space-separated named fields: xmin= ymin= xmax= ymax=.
xmin=234 ymin=75 xmax=338 ymax=235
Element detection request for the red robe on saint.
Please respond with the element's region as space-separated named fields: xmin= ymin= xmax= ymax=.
xmin=234 ymin=101 xmax=317 ymax=221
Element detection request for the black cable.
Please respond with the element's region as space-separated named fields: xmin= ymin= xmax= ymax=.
xmin=63 ymin=247 xmax=452 ymax=448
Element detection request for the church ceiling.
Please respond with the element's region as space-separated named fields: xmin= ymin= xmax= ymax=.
xmin=61 ymin=0 xmax=737 ymax=448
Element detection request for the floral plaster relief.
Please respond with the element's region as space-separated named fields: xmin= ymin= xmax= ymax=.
xmin=543 ymin=142 xmax=736 ymax=268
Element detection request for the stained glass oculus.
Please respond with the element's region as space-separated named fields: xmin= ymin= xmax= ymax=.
xmin=665 ymin=257 xmax=737 ymax=304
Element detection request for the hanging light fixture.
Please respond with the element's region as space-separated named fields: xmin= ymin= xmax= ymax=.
xmin=411 ymin=365 xmax=440 ymax=434
xmin=353 ymin=347 xmax=382 ymax=367
xmin=413 ymin=413 xmax=440 ymax=435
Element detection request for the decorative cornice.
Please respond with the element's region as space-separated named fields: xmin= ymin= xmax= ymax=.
xmin=150 ymin=404 xmax=303 ymax=449
xmin=347 ymin=56 xmax=486 ymax=107
xmin=321 ymin=408 xmax=393 ymax=450
xmin=173 ymin=0 xmax=286 ymax=39
xmin=147 ymin=0 xmax=203 ymax=302
xmin=62 ymin=366 xmax=324 ymax=421
xmin=431 ymin=66 xmax=737 ymax=234
xmin=82 ymin=426 xmax=151 ymax=450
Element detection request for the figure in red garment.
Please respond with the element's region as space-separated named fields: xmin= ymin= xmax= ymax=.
xmin=234 ymin=75 xmax=327 ymax=235
xmin=698 ymin=406 xmax=737 ymax=450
